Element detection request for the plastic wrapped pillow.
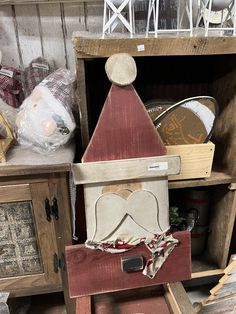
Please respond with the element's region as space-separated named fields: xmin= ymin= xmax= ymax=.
xmin=16 ymin=68 xmax=76 ymax=153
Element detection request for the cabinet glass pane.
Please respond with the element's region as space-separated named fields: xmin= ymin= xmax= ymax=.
xmin=0 ymin=201 xmax=43 ymax=277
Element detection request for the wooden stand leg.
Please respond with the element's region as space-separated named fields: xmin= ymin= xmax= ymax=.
xmin=76 ymin=296 xmax=91 ymax=314
xmin=63 ymin=290 xmax=76 ymax=314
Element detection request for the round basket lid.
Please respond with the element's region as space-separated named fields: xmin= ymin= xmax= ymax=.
xmin=146 ymin=96 xmax=218 ymax=145
xmin=145 ymin=99 xmax=176 ymax=122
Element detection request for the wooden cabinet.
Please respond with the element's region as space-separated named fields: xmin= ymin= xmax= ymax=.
xmin=0 ymin=179 xmax=60 ymax=296
xmin=0 ymin=145 xmax=75 ymax=313
xmin=73 ymin=34 xmax=236 ymax=280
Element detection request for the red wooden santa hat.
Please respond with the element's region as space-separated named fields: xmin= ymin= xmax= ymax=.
xmin=82 ymin=53 xmax=166 ymax=162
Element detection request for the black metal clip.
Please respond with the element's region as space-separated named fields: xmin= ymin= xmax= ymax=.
xmin=53 ymin=253 xmax=65 ymax=273
xmin=51 ymin=198 xmax=59 ymax=220
xmin=45 ymin=198 xmax=59 ymax=222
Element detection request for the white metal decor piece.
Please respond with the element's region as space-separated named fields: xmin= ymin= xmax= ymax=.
xmin=146 ymin=0 xmax=193 ymax=37
xmin=102 ymin=0 xmax=135 ymax=38
xmin=196 ymin=0 xmax=236 ymax=36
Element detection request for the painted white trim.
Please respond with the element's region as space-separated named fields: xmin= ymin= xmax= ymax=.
xmin=72 ymin=155 xmax=181 ymax=184
xmin=182 ymin=100 xmax=215 ymax=135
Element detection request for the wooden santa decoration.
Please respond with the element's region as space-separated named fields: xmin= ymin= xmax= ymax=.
xmin=72 ymin=53 xmax=183 ymax=279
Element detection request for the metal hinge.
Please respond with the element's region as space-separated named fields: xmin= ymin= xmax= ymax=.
xmin=53 ymin=253 xmax=65 ymax=273
xmin=45 ymin=197 xmax=59 ymax=222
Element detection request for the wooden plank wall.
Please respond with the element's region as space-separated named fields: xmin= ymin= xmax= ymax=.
xmin=0 ymin=1 xmax=148 ymax=71
xmin=0 ymin=2 xmax=103 ymax=70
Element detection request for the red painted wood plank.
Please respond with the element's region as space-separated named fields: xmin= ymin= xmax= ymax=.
xmin=94 ymin=294 xmax=170 ymax=314
xmin=66 ymin=231 xmax=191 ymax=298
xmin=82 ymin=84 xmax=166 ymax=162
xmin=76 ymin=296 xmax=91 ymax=314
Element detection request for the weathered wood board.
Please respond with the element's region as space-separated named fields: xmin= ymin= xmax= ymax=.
xmin=0 ymin=2 xmax=105 ymax=70
xmin=73 ymin=155 xmax=180 ymax=184
xmin=75 ymin=282 xmax=195 ymax=314
xmin=207 ymin=187 xmax=236 ymax=269
xmin=82 ymin=84 xmax=166 ymax=162
xmin=65 ymin=231 xmax=191 ymax=298
xmin=198 ymin=259 xmax=236 ymax=313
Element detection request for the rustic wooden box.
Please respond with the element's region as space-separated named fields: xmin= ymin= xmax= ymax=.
xmin=74 ymin=283 xmax=196 ymax=314
xmin=167 ymin=141 xmax=215 ymax=181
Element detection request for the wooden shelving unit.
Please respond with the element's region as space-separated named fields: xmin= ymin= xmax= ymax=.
xmin=170 ymin=171 xmax=236 ymax=279
xmin=169 ymin=170 xmax=236 ymax=189
xmin=191 ymin=259 xmax=223 ymax=279
xmin=73 ymin=33 xmax=236 ymax=281
xmin=73 ymin=35 xmax=236 ymax=59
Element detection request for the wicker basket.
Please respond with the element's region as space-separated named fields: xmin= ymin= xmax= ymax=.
xmin=0 ymin=114 xmax=13 ymax=163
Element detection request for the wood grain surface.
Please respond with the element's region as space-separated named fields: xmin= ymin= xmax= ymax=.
xmin=207 ymin=187 xmax=236 ymax=269
xmin=0 ymin=145 xmax=74 ymax=177
xmin=0 ymin=181 xmax=62 ymax=297
xmin=164 ymin=282 xmax=196 ymax=314
xmin=94 ymin=293 xmax=170 ymax=314
xmin=169 ymin=169 xmax=236 ymax=190
xmin=66 ymin=231 xmax=191 ymax=298
xmin=73 ymin=36 xmax=236 ymax=59
xmin=105 ymin=53 xmax=137 ymax=86
xmin=82 ymin=84 xmax=166 ymax=162
xmin=167 ymin=142 xmax=215 ymax=181
xmin=73 ymin=155 xmax=180 ymax=184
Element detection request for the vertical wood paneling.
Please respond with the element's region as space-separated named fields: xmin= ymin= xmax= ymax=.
xmin=86 ymin=2 xmax=103 ymax=33
xmin=38 ymin=3 xmax=67 ymax=68
xmin=64 ymin=2 xmax=86 ymax=71
xmin=0 ymin=5 xmax=21 ymax=68
xmin=0 ymin=2 xmax=105 ymax=70
xmin=14 ymin=4 xmax=42 ymax=66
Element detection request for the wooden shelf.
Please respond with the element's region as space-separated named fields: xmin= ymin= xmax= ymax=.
xmin=0 ymin=144 xmax=75 ymax=177
xmin=73 ymin=35 xmax=236 ymax=286
xmin=168 ymin=170 xmax=236 ymax=189
xmin=191 ymin=258 xmax=224 ymax=279
xmin=73 ymin=34 xmax=236 ymax=59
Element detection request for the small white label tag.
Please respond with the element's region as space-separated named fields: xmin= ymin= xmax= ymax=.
xmin=137 ymin=44 xmax=145 ymax=52
xmin=148 ymin=162 xmax=168 ymax=171
xmin=32 ymin=63 xmax=49 ymax=70
xmin=0 ymin=69 xmax=13 ymax=78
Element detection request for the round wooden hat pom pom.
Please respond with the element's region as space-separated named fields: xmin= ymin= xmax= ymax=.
xmin=105 ymin=53 xmax=137 ymax=86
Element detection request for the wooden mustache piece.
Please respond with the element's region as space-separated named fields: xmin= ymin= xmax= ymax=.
xmin=92 ymin=190 xmax=164 ymax=242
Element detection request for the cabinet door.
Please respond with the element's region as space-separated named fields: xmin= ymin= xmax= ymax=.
xmin=0 ymin=181 xmax=61 ymax=296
